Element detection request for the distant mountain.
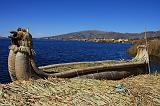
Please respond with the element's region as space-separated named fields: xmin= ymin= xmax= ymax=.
xmin=43 ymin=30 xmax=160 ymax=40
xmin=0 ymin=36 xmax=7 ymax=39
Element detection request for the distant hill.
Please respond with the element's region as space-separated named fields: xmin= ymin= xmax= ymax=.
xmin=43 ymin=30 xmax=160 ymax=40
xmin=0 ymin=36 xmax=7 ymax=39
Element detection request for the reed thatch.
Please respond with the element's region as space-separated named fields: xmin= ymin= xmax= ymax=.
xmin=0 ymin=74 xmax=159 ymax=106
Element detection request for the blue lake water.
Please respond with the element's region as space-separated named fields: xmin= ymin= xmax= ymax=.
xmin=0 ymin=39 xmax=159 ymax=84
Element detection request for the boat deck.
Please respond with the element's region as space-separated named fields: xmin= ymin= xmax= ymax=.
xmin=39 ymin=60 xmax=129 ymax=73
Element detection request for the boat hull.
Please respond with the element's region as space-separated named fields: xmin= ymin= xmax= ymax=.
xmin=39 ymin=61 xmax=149 ymax=80
xmin=79 ymin=62 xmax=148 ymax=80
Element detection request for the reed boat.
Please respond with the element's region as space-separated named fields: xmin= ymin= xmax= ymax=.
xmin=38 ymin=45 xmax=149 ymax=80
xmin=8 ymin=28 xmax=149 ymax=81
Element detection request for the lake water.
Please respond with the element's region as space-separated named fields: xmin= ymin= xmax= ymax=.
xmin=0 ymin=39 xmax=159 ymax=84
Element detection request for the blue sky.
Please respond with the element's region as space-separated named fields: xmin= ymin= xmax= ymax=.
xmin=0 ymin=0 xmax=160 ymax=37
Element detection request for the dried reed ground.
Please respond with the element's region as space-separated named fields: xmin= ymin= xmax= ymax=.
xmin=0 ymin=74 xmax=159 ymax=106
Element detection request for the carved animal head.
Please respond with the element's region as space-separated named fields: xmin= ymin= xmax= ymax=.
xmin=9 ymin=31 xmax=20 ymax=46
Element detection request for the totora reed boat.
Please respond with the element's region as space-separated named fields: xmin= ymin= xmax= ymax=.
xmin=8 ymin=28 xmax=150 ymax=81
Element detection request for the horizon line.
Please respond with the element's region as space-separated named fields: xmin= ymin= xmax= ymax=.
xmin=1 ymin=29 xmax=160 ymax=38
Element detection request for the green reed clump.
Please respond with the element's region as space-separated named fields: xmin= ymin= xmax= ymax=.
xmin=128 ymin=39 xmax=160 ymax=58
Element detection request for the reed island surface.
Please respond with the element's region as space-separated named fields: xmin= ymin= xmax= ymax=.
xmin=0 ymin=74 xmax=159 ymax=105
xmin=0 ymin=28 xmax=159 ymax=105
